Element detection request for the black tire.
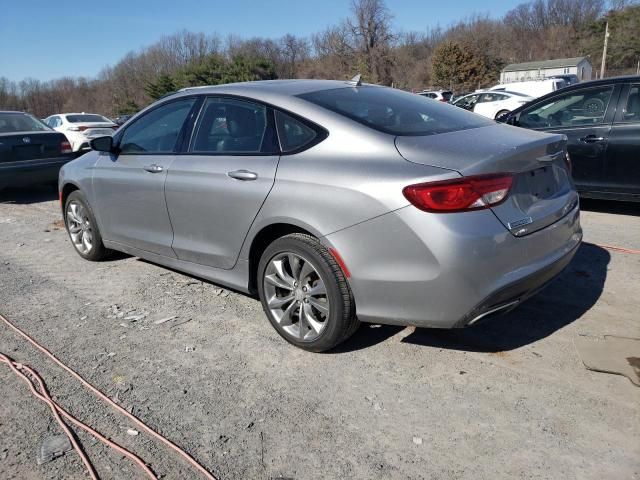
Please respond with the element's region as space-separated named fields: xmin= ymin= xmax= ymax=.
xmin=257 ymin=233 xmax=359 ymax=352
xmin=64 ymin=190 xmax=109 ymax=261
xmin=495 ymin=109 xmax=510 ymax=120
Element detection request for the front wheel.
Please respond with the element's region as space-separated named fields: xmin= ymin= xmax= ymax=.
xmin=64 ymin=190 xmax=109 ymax=261
xmin=257 ymin=233 xmax=359 ymax=352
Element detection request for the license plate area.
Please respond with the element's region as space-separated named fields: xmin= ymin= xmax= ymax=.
xmin=13 ymin=145 xmax=43 ymax=160
xmin=522 ymin=166 xmax=558 ymax=201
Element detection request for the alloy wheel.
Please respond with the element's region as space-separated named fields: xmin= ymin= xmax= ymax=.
xmin=66 ymin=200 xmax=94 ymax=255
xmin=263 ymin=252 xmax=330 ymax=342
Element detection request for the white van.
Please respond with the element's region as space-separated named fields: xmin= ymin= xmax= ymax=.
xmin=489 ymin=78 xmax=567 ymax=98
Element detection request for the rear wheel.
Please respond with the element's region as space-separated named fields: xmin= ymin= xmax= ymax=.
xmin=64 ymin=190 xmax=109 ymax=261
xmin=495 ymin=109 xmax=510 ymax=120
xmin=257 ymin=233 xmax=358 ymax=352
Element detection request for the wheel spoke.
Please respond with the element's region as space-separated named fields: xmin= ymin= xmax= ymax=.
xmin=273 ymin=259 xmax=295 ymax=287
xmin=303 ymin=303 xmax=324 ymax=334
xmin=309 ymin=298 xmax=329 ymax=315
xmin=288 ymin=254 xmax=301 ymax=279
xmin=298 ymin=305 xmax=307 ymax=339
xmin=308 ymin=280 xmax=326 ymax=297
xmin=82 ymin=234 xmax=92 ymax=252
xmin=279 ymin=301 xmax=297 ymax=327
xmin=268 ymin=294 xmax=295 ymax=309
xmin=68 ymin=224 xmax=82 ymax=234
xmin=298 ymin=260 xmax=314 ymax=284
xmin=265 ymin=274 xmax=293 ymax=291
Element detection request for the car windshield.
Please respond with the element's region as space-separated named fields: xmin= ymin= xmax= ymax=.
xmin=299 ymin=86 xmax=491 ymax=136
xmin=66 ymin=114 xmax=110 ymax=123
xmin=0 ymin=112 xmax=51 ymax=133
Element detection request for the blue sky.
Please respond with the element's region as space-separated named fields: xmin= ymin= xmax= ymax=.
xmin=0 ymin=0 xmax=522 ymax=82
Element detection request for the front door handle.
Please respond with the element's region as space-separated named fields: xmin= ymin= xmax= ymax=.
xmin=143 ymin=164 xmax=163 ymax=173
xmin=579 ymin=135 xmax=605 ymax=143
xmin=228 ymin=169 xmax=258 ymax=181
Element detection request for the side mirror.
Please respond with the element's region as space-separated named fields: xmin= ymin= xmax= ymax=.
xmin=89 ymin=136 xmax=114 ymax=153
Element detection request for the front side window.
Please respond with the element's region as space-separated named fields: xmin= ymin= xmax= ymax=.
xmin=518 ymin=86 xmax=614 ymax=129
xmin=190 ymin=97 xmax=276 ymax=154
xmin=300 ymin=86 xmax=491 ymax=136
xmin=275 ymin=111 xmax=318 ymax=153
xmin=454 ymin=94 xmax=479 ymax=110
xmin=622 ymin=85 xmax=639 ymax=122
xmin=119 ymin=98 xmax=196 ymax=154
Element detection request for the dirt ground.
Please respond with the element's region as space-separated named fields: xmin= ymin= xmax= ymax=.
xmin=0 ymin=186 xmax=638 ymax=480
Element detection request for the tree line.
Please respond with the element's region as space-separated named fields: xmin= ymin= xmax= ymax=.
xmin=1 ymin=0 xmax=638 ymax=118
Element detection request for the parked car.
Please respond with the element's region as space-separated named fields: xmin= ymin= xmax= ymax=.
xmin=418 ymin=90 xmax=453 ymax=102
xmin=44 ymin=113 xmax=117 ymax=153
xmin=452 ymin=91 xmax=534 ymax=119
xmin=59 ymin=80 xmax=581 ymax=351
xmin=0 ymin=111 xmax=73 ymax=191
xmin=500 ymin=75 xmax=640 ymax=202
xmin=490 ymin=78 xmax=567 ymax=98
xmin=549 ymin=74 xmax=580 ymax=86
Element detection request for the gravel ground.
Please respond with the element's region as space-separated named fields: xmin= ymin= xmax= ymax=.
xmin=0 ymin=186 xmax=638 ymax=480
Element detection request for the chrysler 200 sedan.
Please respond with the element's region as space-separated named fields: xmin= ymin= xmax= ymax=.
xmin=59 ymin=80 xmax=582 ymax=352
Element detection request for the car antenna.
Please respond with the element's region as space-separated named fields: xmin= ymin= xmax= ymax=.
xmin=347 ymin=74 xmax=362 ymax=86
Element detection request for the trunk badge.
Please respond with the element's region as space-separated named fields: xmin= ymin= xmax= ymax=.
xmin=22 ymin=137 xmax=31 ymax=144
xmin=508 ymin=217 xmax=533 ymax=230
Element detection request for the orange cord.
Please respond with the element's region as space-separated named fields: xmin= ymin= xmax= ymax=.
xmin=0 ymin=313 xmax=217 ymax=480
xmin=584 ymin=241 xmax=640 ymax=255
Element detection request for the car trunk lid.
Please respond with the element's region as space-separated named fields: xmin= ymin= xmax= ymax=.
xmin=0 ymin=131 xmax=70 ymax=163
xmin=70 ymin=122 xmax=117 ymax=138
xmin=395 ymin=123 xmax=578 ymax=236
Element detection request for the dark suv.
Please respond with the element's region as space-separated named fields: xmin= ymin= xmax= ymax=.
xmin=500 ymin=76 xmax=640 ymax=202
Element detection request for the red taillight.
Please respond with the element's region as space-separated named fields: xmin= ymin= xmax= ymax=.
xmin=403 ymin=174 xmax=513 ymax=213
xmin=60 ymin=141 xmax=72 ymax=154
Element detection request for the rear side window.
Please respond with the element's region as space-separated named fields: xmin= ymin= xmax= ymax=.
xmin=299 ymin=86 xmax=491 ymax=136
xmin=119 ymin=98 xmax=196 ymax=153
xmin=275 ymin=111 xmax=318 ymax=153
xmin=190 ymin=97 xmax=278 ymax=154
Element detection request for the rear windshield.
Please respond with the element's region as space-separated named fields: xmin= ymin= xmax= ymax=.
xmin=0 ymin=113 xmax=51 ymax=133
xmin=298 ymin=86 xmax=491 ymax=136
xmin=66 ymin=114 xmax=110 ymax=123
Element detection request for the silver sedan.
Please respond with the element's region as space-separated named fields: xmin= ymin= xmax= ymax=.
xmin=59 ymin=80 xmax=582 ymax=351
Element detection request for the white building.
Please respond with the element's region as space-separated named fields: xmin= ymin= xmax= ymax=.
xmin=500 ymin=57 xmax=593 ymax=83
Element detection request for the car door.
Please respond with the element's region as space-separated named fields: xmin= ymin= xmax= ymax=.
xmin=92 ymin=96 xmax=198 ymax=257
xmin=514 ymin=83 xmax=621 ymax=193
xmin=474 ymin=93 xmax=500 ymax=118
xmin=604 ymin=83 xmax=640 ymax=197
xmin=164 ymin=96 xmax=280 ymax=269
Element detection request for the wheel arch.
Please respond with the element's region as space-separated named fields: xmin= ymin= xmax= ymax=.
xmin=247 ymin=222 xmax=317 ymax=294
xmin=60 ymin=182 xmax=81 ymax=212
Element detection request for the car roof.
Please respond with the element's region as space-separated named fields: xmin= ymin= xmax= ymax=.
xmin=0 ymin=110 xmax=27 ymax=114
xmin=176 ymin=79 xmax=379 ymax=97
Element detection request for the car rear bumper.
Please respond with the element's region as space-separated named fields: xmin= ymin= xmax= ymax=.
xmin=0 ymin=157 xmax=74 ymax=189
xmin=322 ymin=203 xmax=582 ymax=328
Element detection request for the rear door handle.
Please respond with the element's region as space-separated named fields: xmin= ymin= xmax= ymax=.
xmin=579 ymin=135 xmax=604 ymax=143
xmin=143 ymin=164 xmax=163 ymax=173
xmin=228 ymin=169 xmax=258 ymax=181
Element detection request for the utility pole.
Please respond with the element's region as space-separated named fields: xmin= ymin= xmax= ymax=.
xmin=600 ymin=21 xmax=610 ymax=79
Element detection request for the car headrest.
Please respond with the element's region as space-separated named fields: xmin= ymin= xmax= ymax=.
xmin=226 ymin=106 xmax=257 ymax=138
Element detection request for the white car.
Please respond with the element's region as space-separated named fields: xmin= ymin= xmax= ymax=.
xmin=489 ymin=78 xmax=567 ymax=98
xmin=451 ymin=91 xmax=534 ymax=119
xmin=417 ymin=90 xmax=453 ymax=102
xmin=44 ymin=113 xmax=117 ymax=152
